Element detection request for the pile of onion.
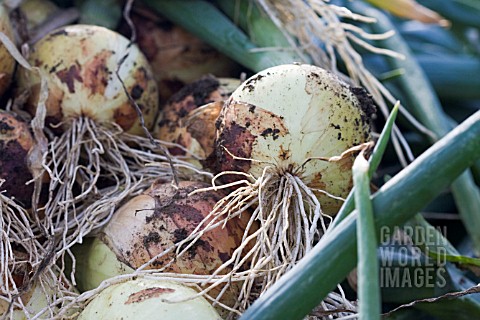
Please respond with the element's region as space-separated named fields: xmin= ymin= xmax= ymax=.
xmin=175 ymin=63 xmax=374 ymax=310
xmin=77 ymin=278 xmax=221 ymax=320
xmin=14 ymin=24 xmax=182 ymax=267
xmin=73 ymin=180 xmax=253 ymax=316
xmin=0 ymin=4 xmax=15 ymax=98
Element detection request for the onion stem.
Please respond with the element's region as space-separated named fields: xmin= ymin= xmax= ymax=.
xmin=352 ymin=2 xmax=480 ymax=253
xmin=353 ymin=152 xmax=380 ymax=320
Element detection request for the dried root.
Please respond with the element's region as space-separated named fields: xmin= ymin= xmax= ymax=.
xmin=0 ymin=183 xmax=78 ymax=319
xmin=40 ymin=117 xmax=209 ymax=263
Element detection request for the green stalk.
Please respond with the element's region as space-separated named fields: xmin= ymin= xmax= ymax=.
xmin=415 ymin=55 xmax=480 ymax=100
xmin=352 ymin=2 xmax=480 ymax=253
xmin=354 ymin=154 xmax=381 ymax=320
xmin=77 ymin=0 xmax=121 ymax=29
xmin=363 ymin=54 xmax=480 ymax=100
xmin=329 ymin=103 xmax=399 ymax=231
xmin=143 ymin=0 xmax=297 ymax=72
xmin=240 ymin=110 xmax=480 ymax=320
xmin=213 ymin=0 xmax=306 ymax=62
xmin=405 ymin=214 xmax=459 ymax=255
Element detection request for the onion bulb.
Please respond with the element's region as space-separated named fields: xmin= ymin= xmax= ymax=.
xmin=77 ymin=279 xmax=221 ymax=320
xmin=0 ymin=111 xmax=34 ymax=208
xmin=17 ymin=24 xmax=158 ymax=135
xmin=19 ymin=0 xmax=59 ymax=32
xmin=154 ymin=76 xmax=240 ymax=163
xmin=74 ymin=180 xmax=252 ymax=315
xmin=13 ymin=25 xmax=176 ymax=269
xmin=0 ymin=4 xmax=15 ymax=98
xmin=215 ymin=63 xmax=374 ymax=215
xmin=180 ymin=64 xmax=374 ymax=311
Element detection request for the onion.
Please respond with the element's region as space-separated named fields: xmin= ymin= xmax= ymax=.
xmin=153 ymin=76 xmax=240 ymax=163
xmin=74 ymin=180 xmax=252 ymax=315
xmin=177 ymin=64 xmax=374 ymax=311
xmin=0 ymin=4 xmax=15 ymax=98
xmin=215 ymin=63 xmax=374 ymax=215
xmin=77 ymin=278 xmax=221 ymax=320
xmin=13 ymin=25 xmax=178 ymax=273
xmin=125 ymin=11 xmax=240 ymax=103
xmin=0 ymin=110 xmax=34 ymax=208
xmin=17 ymin=24 xmax=158 ymax=136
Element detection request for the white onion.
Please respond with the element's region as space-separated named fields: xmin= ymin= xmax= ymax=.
xmin=12 ymin=24 xmax=170 ymax=288
xmin=214 ymin=63 xmax=373 ymax=214
xmin=17 ymin=24 xmax=158 ymax=135
xmin=73 ymin=180 xmax=253 ymax=316
xmin=77 ymin=279 xmax=221 ymax=320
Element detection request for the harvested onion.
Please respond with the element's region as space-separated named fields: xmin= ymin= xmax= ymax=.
xmin=17 ymin=24 xmax=158 ymax=135
xmin=74 ymin=180 xmax=252 ymax=315
xmin=77 ymin=279 xmax=221 ymax=320
xmin=180 ymin=64 xmax=374 ymax=311
xmin=19 ymin=0 xmax=59 ymax=32
xmin=14 ymin=25 xmax=178 ymax=275
xmin=0 ymin=4 xmax=15 ymax=98
xmin=154 ymin=76 xmax=240 ymax=162
xmin=215 ymin=63 xmax=374 ymax=214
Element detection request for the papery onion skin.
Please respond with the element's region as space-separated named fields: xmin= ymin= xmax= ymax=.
xmin=0 ymin=5 xmax=16 ymax=98
xmin=214 ymin=64 xmax=375 ymax=215
xmin=77 ymin=279 xmax=221 ymax=320
xmin=153 ymin=75 xmax=233 ymax=159
xmin=102 ymin=180 xmax=249 ymax=275
xmin=0 ymin=111 xmax=34 ymax=207
xmin=16 ymin=24 xmax=158 ymax=135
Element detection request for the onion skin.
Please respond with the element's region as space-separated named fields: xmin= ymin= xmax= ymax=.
xmin=153 ymin=75 xmax=226 ymax=159
xmin=0 ymin=5 xmax=16 ymax=98
xmin=77 ymin=279 xmax=221 ymax=320
xmin=0 ymin=111 xmax=34 ymax=208
xmin=102 ymin=180 xmax=249 ymax=274
xmin=16 ymin=24 xmax=158 ymax=135
xmin=214 ymin=64 xmax=375 ymax=215
xmin=72 ymin=237 xmax=134 ymax=293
